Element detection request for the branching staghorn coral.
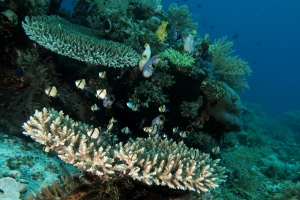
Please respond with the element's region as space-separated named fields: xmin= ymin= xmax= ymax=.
xmin=22 ymin=15 xmax=139 ymax=68
xmin=210 ymin=37 xmax=252 ymax=91
xmin=167 ymin=3 xmax=198 ymax=30
xmin=23 ymin=108 xmax=227 ymax=193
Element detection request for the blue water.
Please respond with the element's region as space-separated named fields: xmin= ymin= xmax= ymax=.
xmin=62 ymin=0 xmax=300 ymax=118
xmin=162 ymin=0 xmax=300 ymax=118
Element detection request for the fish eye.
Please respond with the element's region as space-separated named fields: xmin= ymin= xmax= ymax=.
xmin=109 ymin=96 xmax=115 ymax=101
xmin=159 ymin=115 xmax=165 ymax=121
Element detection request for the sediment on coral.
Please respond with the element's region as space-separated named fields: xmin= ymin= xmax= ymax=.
xmin=22 ymin=15 xmax=139 ymax=68
xmin=23 ymin=107 xmax=227 ymax=194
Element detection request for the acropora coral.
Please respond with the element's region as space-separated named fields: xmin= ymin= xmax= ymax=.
xmin=23 ymin=108 xmax=227 ymax=193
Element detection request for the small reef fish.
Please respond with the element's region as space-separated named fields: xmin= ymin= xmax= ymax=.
xmin=197 ymin=4 xmax=202 ymax=8
xmin=95 ymin=89 xmax=107 ymax=99
xmin=129 ymin=152 xmax=138 ymax=160
xmin=87 ymin=127 xmax=100 ymax=139
xmin=191 ymin=149 xmax=199 ymax=159
xmin=14 ymin=66 xmax=23 ymax=79
xmin=169 ymin=26 xmax=180 ymax=41
xmin=158 ymin=105 xmax=169 ymax=113
xmin=45 ymin=86 xmax=58 ymax=97
xmin=179 ymin=131 xmax=187 ymax=138
xmin=211 ymin=25 xmax=214 ymax=29
xmin=75 ymin=79 xmax=86 ymax=90
xmin=102 ymin=94 xmax=115 ymax=109
xmin=99 ymin=71 xmax=106 ymax=79
xmin=212 ymin=146 xmax=220 ymax=155
xmin=109 ymin=117 xmax=118 ymax=124
xmin=121 ymin=127 xmax=131 ymax=134
xmin=232 ymin=34 xmax=239 ymax=39
xmin=107 ymin=122 xmax=114 ymax=131
xmin=143 ymin=124 xmax=159 ymax=135
xmin=127 ymin=102 xmax=140 ymax=111
xmin=91 ymin=104 xmax=100 ymax=111
xmin=139 ymin=43 xmax=151 ymax=70
xmin=173 ymin=127 xmax=179 ymax=133
xmin=152 ymin=115 xmax=165 ymax=126
xmin=142 ymin=55 xmax=162 ymax=78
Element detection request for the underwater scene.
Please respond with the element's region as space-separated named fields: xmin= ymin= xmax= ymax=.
xmin=0 ymin=0 xmax=299 ymax=199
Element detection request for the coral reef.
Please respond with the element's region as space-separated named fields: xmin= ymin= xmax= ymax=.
xmin=0 ymin=0 xmax=257 ymax=198
xmin=164 ymin=47 xmax=195 ymax=68
xmin=167 ymin=3 xmax=197 ymax=30
xmin=180 ymin=97 xmax=203 ymax=118
xmin=279 ymin=110 xmax=300 ymax=133
xmin=0 ymin=132 xmax=74 ymax=199
xmin=22 ymin=15 xmax=139 ymax=67
xmin=209 ymin=37 xmax=252 ymax=91
xmin=200 ymin=78 xmax=243 ymax=131
xmin=23 ymin=108 xmax=227 ymax=193
xmin=27 ymin=171 xmax=210 ymax=200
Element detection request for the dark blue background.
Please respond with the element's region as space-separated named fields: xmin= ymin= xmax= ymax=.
xmin=61 ymin=0 xmax=300 ymax=118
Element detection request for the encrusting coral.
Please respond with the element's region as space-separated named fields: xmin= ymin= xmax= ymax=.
xmin=22 ymin=15 xmax=139 ymax=68
xmin=22 ymin=108 xmax=227 ymax=194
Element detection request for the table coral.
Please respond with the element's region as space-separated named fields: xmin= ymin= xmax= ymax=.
xmin=22 ymin=15 xmax=139 ymax=68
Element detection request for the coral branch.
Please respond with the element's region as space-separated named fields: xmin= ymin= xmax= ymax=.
xmin=23 ymin=108 xmax=227 ymax=193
